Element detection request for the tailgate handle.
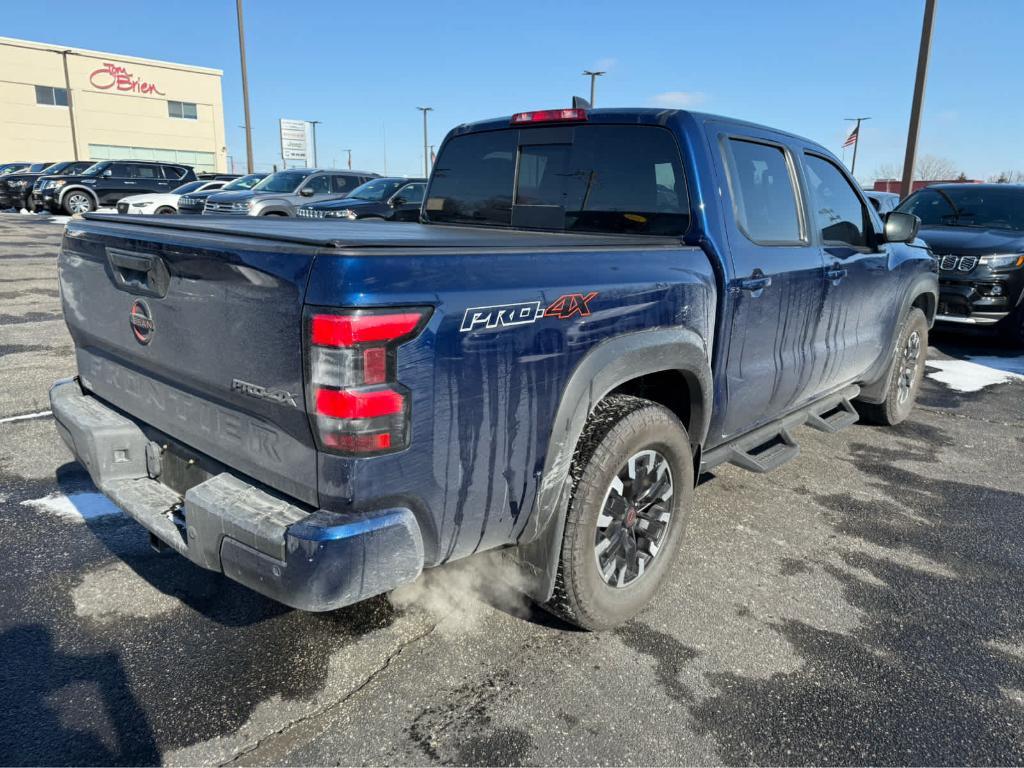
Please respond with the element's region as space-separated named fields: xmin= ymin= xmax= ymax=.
xmin=106 ymin=248 xmax=170 ymax=298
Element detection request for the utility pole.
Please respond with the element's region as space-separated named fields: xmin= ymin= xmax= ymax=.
xmin=382 ymin=124 xmax=388 ymax=176
xmin=59 ymin=50 xmax=79 ymax=160
xmin=309 ymin=120 xmax=321 ymax=167
xmin=582 ymin=70 xmax=605 ymax=106
xmin=901 ymin=0 xmax=938 ymax=199
xmin=343 ymin=149 xmax=352 ymax=170
xmin=844 ymin=116 xmax=870 ymax=177
xmin=235 ymin=0 xmax=255 ymax=173
xmin=417 ymin=107 xmax=433 ymax=177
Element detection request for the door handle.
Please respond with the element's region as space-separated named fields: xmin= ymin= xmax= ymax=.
xmin=825 ymin=267 xmax=848 ymax=282
xmin=738 ymin=276 xmax=772 ymax=292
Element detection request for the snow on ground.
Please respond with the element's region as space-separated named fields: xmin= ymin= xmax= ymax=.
xmin=926 ymin=355 xmax=1024 ymax=393
xmin=21 ymin=491 xmax=122 ymax=522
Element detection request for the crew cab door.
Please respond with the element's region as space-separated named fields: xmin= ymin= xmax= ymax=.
xmin=712 ymin=131 xmax=829 ymax=441
xmin=799 ymin=152 xmax=895 ymax=389
xmin=389 ymin=182 xmax=426 ymax=221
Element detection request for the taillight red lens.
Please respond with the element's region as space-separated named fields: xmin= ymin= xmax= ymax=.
xmin=510 ymin=108 xmax=588 ymax=125
xmin=311 ymin=312 xmax=424 ymax=347
xmin=315 ymin=387 xmax=404 ymax=419
xmin=306 ymin=307 xmax=431 ymax=455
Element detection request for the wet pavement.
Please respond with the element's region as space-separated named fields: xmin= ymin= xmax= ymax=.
xmin=1 ymin=213 xmax=1023 ymax=765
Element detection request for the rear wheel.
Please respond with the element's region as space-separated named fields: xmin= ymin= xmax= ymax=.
xmin=857 ymin=307 xmax=928 ymax=426
xmin=62 ymin=191 xmax=94 ymax=215
xmin=543 ymin=395 xmax=694 ymax=630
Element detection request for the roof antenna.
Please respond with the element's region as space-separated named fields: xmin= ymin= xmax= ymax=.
xmin=572 ymin=96 xmax=591 ymax=109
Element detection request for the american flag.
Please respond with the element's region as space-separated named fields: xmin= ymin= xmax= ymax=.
xmin=843 ymin=124 xmax=859 ymax=148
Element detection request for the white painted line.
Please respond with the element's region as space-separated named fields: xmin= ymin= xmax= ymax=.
xmin=0 ymin=410 xmax=53 ymax=424
xmin=22 ymin=491 xmax=122 ymax=522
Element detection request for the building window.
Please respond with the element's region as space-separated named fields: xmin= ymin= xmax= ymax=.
xmin=35 ymin=85 xmax=68 ymax=106
xmin=167 ymin=100 xmax=198 ymax=120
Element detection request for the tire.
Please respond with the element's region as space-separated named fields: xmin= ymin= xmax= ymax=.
xmin=1000 ymin=307 xmax=1024 ymax=349
xmin=543 ymin=395 xmax=694 ymax=630
xmin=154 ymin=206 xmax=176 ymax=215
xmin=62 ymin=191 xmax=95 ymax=215
xmin=857 ymin=307 xmax=928 ymax=426
xmin=261 ymin=211 xmax=287 ymax=217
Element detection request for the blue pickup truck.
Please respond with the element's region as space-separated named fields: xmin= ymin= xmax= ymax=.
xmin=50 ymin=107 xmax=937 ymax=629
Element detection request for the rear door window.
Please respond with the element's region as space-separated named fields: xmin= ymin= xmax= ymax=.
xmin=425 ymin=124 xmax=689 ymax=234
xmin=331 ymin=175 xmax=359 ymax=194
xmin=722 ymin=138 xmax=803 ymax=244
xmin=131 ymin=165 xmax=160 ymax=180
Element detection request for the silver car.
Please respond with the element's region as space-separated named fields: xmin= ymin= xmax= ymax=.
xmin=202 ymin=168 xmax=378 ymax=216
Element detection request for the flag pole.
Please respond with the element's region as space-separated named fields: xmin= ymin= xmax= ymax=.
xmin=845 ymin=116 xmax=870 ymax=177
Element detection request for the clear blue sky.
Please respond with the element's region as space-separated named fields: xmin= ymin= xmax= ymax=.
xmin=4 ymin=0 xmax=1020 ymax=181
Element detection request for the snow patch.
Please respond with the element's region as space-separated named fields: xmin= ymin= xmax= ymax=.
xmin=21 ymin=491 xmax=122 ymax=521
xmin=926 ymin=356 xmax=1024 ymax=393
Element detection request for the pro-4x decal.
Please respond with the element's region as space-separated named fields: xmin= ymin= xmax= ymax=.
xmin=460 ymin=292 xmax=597 ymax=332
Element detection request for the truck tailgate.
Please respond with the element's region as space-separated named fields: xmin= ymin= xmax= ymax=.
xmin=59 ymin=218 xmax=320 ymax=506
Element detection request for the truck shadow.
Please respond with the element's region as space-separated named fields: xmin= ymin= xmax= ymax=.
xmin=0 ymin=623 xmax=160 ymax=766
xmin=688 ymin=426 xmax=1024 ymax=764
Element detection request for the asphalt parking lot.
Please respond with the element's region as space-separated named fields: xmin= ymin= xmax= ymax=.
xmin=1 ymin=212 xmax=1023 ymax=766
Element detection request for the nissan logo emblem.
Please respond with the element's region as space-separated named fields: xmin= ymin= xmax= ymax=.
xmin=129 ymin=299 xmax=155 ymax=344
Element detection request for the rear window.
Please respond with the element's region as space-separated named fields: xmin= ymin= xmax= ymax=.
xmin=424 ymin=124 xmax=689 ymax=235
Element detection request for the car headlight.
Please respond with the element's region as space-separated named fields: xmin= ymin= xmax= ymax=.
xmin=232 ymin=200 xmax=253 ymax=210
xmin=979 ymin=254 xmax=1024 ymax=269
xmin=12 ymin=180 xmax=29 ymax=188
xmin=130 ymin=202 xmax=150 ymax=208
xmin=325 ymin=209 xmax=357 ymax=219
xmin=42 ymin=180 xmax=63 ymax=190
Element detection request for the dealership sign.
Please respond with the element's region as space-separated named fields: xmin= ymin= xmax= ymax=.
xmin=89 ymin=62 xmax=165 ymax=95
xmin=279 ymin=119 xmax=315 ymax=165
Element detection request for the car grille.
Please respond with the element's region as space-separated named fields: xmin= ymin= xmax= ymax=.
xmin=203 ymin=201 xmax=247 ymax=215
xmin=116 ymin=202 xmax=129 ymax=214
xmin=938 ymin=254 xmax=979 ymax=272
xmin=297 ymin=208 xmax=325 ymax=219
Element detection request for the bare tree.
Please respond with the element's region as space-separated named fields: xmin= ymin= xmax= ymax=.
xmin=872 ymin=154 xmax=962 ymax=181
xmin=988 ymin=170 xmax=1024 ymax=183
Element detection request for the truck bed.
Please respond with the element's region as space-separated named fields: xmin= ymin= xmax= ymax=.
xmin=81 ymin=213 xmax=683 ymax=251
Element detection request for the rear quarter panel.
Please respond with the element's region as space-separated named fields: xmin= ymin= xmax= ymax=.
xmin=305 ymin=245 xmax=716 ymax=565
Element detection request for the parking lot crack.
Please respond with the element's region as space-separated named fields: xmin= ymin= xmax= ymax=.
xmin=219 ymin=615 xmax=447 ymax=767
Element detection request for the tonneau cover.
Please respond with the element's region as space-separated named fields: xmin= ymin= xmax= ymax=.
xmin=80 ymin=213 xmax=681 ymax=250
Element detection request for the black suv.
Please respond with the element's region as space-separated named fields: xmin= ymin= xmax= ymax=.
xmin=37 ymin=160 xmax=197 ymax=215
xmin=898 ymin=183 xmax=1024 ymax=344
xmin=0 ymin=162 xmax=56 ymax=210
xmin=296 ymin=177 xmax=427 ymax=221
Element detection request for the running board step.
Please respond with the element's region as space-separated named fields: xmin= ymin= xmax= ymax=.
xmin=805 ymin=398 xmax=859 ymax=433
xmin=726 ymin=428 xmax=800 ymax=473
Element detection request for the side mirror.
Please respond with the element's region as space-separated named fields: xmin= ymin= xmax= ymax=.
xmin=390 ymin=196 xmax=405 ymax=207
xmin=102 ymin=169 xmax=113 ymax=177
xmin=299 ymin=186 xmax=314 ymax=197
xmin=883 ymin=211 xmax=920 ymax=243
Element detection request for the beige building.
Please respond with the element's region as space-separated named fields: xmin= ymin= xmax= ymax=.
xmin=0 ymin=37 xmax=227 ymax=173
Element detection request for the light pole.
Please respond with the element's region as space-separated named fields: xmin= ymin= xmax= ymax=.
xmin=235 ymin=0 xmax=255 ymax=173
xmin=844 ymin=116 xmax=870 ymax=177
xmin=343 ymin=149 xmax=352 ymax=170
xmin=582 ymin=70 xmax=605 ymax=106
xmin=901 ymin=0 xmax=938 ymax=199
xmin=417 ymin=107 xmax=433 ymax=177
xmin=309 ymin=120 xmax=321 ymax=167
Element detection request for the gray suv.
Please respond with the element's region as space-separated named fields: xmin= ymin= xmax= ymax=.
xmin=202 ymin=168 xmax=378 ymax=216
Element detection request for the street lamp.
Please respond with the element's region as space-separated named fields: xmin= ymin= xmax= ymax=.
xmin=582 ymin=70 xmax=605 ymax=106
xmin=417 ymin=107 xmax=433 ymax=177
xmin=343 ymin=149 xmax=352 ymax=170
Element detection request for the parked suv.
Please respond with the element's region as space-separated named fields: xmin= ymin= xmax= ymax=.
xmin=26 ymin=161 xmax=96 ymax=211
xmin=203 ymin=169 xmax=378 ymax=216
xmin=178 ymin=173 xmax=267 ymax=215
xmin=0 ymin=162 xmax=55 ymax=210
xmin=297 ymin=177 xmax=427 ymax=221
xmin=37 ymin=160 xmax=197 ymax=215
xmin=897 ymin=183 xmax=1024 ymax=344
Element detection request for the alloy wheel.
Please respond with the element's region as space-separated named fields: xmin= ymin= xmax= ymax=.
xmin=896 ymin=329 xmax=922 ymax=404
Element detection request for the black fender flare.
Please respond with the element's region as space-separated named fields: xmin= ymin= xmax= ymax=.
xmin=513 ymin=327 xmax=712 ymax=603
xmin=858 ymin=271 xmax=938 ymax=404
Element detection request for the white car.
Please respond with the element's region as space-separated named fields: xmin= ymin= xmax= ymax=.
xmin=116 ymin=179 xmax=227 ymax=215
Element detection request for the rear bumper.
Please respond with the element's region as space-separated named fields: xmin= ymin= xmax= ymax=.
xmin=49 ymin=378 xmax=424 ymax=611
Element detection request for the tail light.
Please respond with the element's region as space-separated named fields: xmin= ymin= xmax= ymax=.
xmin=305 ymin=307 xmax=431 ymax=455
xmin=511 ymin=109 xmax=588 ymax=125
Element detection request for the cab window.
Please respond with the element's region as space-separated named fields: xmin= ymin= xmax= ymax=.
xmin=803 ymin=154 xmax=869 ymax=248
